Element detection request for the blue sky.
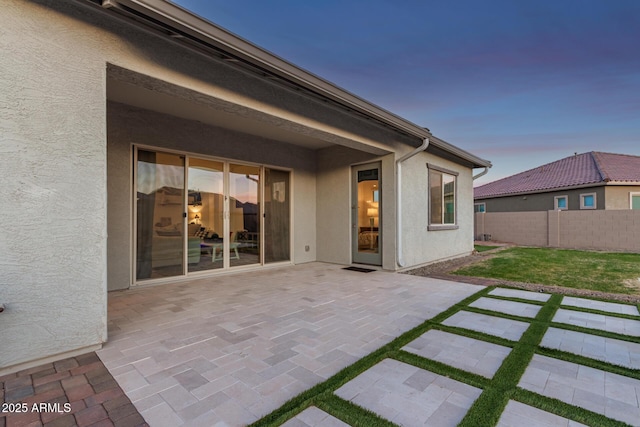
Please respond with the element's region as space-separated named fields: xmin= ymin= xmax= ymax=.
xmin=172 ymin=0 xmax=640 ymax=185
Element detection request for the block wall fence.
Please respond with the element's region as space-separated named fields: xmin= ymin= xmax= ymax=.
xmin=474 ymin=210 xmax=640 ymax=252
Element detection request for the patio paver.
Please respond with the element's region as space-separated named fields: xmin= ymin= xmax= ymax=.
xmin=402 ymin=329 xmax=511 ymax=378
xmin=489 ymin=288 xmax=551 ymax=302
xmin=541 ymin=327 xmax=640 ymax=369
xmin=469 ymin=297 xmax=541 ymax=318
xmin=497 ymin=400 xmax=587 ymax=427
xmin=334 ymin=358 xmax=482 ymax=426
xmin=281 ymin=407 xmax=349 ymax=427
xmin=519 ymin=354 xmax=640 ymax=426
xmin=561 ymin=296 xmax=640 ymax=315
xmin=553 ymin=308 xmax=640 ymax=336
xmin=99 ymin=263 xmax=480 ymax=426
xmin=442 ymin=311 xmax=530 ymax=341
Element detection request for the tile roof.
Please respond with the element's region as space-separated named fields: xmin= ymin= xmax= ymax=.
xmin=474 ymin=151 xmax=640 ymax=199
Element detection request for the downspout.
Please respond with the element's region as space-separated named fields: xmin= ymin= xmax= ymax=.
xmin=396 ymin=138 xmax=430 ymax=268
xmin=473 ymin=166 xmax=489 ymax=181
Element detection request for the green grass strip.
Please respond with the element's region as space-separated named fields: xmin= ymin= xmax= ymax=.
xmin=393 ymin=350 xmax=489 ymax=390
xmin=483 ymin=293 xmax=548 ymax=306
xmin=316 ymin=394 xmax=399 ymax=427
xmin=462 ymin=305 xmax=537 ymax=324
xmin=513 ymin=388 xmax=632 ymax=427
xmin=549 ymin=321 xmax=640 ymax=344
xmin=457 ymin=294 xmax=563 ymax=427
xmin=536 ymin=347 xmax=640 ymax=381
xmin=556 ymin=304 xmax=640 ymax=321
xmin=249 ymin=287 xmax=494 ymax=426
xmin=432 ymin=324 xmax=515 ymax=348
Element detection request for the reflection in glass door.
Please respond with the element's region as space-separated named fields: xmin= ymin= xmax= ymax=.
xmin=229 ymin=164 xmax=260 ymax=267
xmin=352 ymin=163 xmax=381 ymax=265
xmin=136 ymin=150 xmax=185 ymax=280
xmin=134 ymin=148 xmax=292 ymax=282
xmin=188 ymin=158 xmax=224 ymax=272
xmin=265 ymin=168 xmax=290 ymax=263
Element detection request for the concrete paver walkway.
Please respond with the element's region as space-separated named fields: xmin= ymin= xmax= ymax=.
xmin=488 ymin=288 xmax=551 ymax=302
xmin=519 ymin=354 xmax=640 ymax=426
xmin=497 ymin=400 xmax=587 ymax=427
xmin=334 ymin=358 xmax=482 ymax=426
xmin=442 ymin=311 xmax=530 ymax=341
xmin=402 ymin=330 xmax=510 ymax=378
xmin=469 ymin=297 xmax=541 ymax=318
xmin=553 ymin=308 xmax=640 ymax=336
xmin=562 ymin=296 xmax=640 ymax=315
xmin=541 ymin=327 xmax=640 ymax=369
xmin=281 ymin=407 xmax=349 ymax=427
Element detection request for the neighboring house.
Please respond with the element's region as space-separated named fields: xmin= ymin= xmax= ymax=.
xmin=474 ymin=152 xmax=640 ymax=213
xmin=0 ymin=0 xmax=490 ymax=374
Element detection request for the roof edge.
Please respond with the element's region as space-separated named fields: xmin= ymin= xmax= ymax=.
xmin=93 ymin=0 xmax=491 ymax=167
xmin=99 ymin=0 xmax=430 ymax=138
xmin=474 ymin=182 xmax=608 ymax=200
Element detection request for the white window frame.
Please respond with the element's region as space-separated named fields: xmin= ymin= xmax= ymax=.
xmin=427 ymin=164 xmax=459 ymax=230
xmin=474 ymin=203 xmax=486 ymax=213
xmin=580 ymin=192 xmax=597 ymax=210
xmin=630 ymin=192 xmax=640 ymax=210
xmin=554 ymin=195 xmax=568 ymax=210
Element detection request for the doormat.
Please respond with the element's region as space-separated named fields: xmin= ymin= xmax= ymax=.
xmin=343 ymin=266 xmax=376 ymax=273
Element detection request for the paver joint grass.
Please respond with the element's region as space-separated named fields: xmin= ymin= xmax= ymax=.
xmin=252 ymin=286 xmax=640 ymax=427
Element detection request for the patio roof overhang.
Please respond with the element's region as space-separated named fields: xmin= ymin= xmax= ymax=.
xmin=87 ymin=0 xmax=491 ymax=167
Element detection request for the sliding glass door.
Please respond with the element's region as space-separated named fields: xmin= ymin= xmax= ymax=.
xmin=229 ymin=164 xmax=260 ymax=268
xmin=134 ymin=148 xmax=290 ymax=283
xmin=136 ymin=150 xmax=185 ymax=280
xmin=187 ymin=158 xmax=224 ymax=272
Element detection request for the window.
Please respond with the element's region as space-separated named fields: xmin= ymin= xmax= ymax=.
xmin=428 ymin=164 xmax=458 ymax=229
xmin=580 ymin=193 xmax=596 ymax=209
xmin=474 ymin=203 xmax=486 ymax=213
xmin=554 ymin=195 xmax=568 ymax=210
xmin=631 ymin=193 xmax=640 ymax=210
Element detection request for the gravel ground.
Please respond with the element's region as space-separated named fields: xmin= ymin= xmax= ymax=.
xmin=404 ymin=246 xmax=640 ymax=305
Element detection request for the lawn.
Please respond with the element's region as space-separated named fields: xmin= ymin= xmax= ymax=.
xmin=454 ymin=247 xmax=640 ymax=295
xmin=474 ymin=244 xmax=500 ymax=252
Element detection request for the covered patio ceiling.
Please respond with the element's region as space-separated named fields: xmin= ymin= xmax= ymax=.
xmin=107 ymin=65 xmax=394 ymax=156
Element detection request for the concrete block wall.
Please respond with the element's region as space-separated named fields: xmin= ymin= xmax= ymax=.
xmin=557 ymin=210 xmax=640 ymax=252
xmin=476 ymin=210 xmax=640 ymax=252
xmin=475 ymin=212 xmax=548 ymax=247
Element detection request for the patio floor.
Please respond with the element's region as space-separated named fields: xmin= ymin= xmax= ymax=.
xmin=98 ymin=263 xmax=480 ymax=426
xmin=5 ymin=263 xmax=640 ymax=426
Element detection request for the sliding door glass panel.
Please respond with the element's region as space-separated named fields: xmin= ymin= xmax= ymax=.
xmin=136 ymin=150 xmax=184 ymax=281
xmin=229 ymin=164 xmax=260 ymax=267
xmin=264 ymin=169 xmax=290 ymax=263
xmin=188 ymin=158 xmax=224 ymax=272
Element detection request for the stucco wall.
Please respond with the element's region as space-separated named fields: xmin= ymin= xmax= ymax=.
xmin=0 ymin=0 xmax=108 ymax=371
xmin=478 ymin=186 xmax=606 ymax=212
xmin=400 ymin=150 xmax=475 ymax=268
xmin=605 ymin=186 xmax=640 ymax=210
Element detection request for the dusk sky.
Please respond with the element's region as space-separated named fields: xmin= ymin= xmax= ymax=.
xmin=172 ymin=0 xmax=640 ymax=185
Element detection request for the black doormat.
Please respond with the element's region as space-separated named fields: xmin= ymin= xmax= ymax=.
xmin=343 ymin=266 xmax=376 ymax=273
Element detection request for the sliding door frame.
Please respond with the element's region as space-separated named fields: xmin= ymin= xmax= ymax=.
xmin=131 ymin=144 xmax=293 ymax=286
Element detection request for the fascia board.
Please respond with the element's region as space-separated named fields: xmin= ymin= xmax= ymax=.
xmin=102 ymin=0 xmax=430 ymax=140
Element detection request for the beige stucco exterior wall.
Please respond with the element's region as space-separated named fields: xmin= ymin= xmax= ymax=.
xmin=0 ymin=1 xmax=108 ymax=372
xmin=399 ymin=151 xmax=475 ymax=268
xmin=605 ymin=186 xmax=640 ymax=210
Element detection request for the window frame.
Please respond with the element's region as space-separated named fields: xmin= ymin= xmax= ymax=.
xmin=580 ymin=192 xmax=597 ymax=210
xmin=554 ymin=195 xmax=568 ymax=210
xmin=427 ymin=163 xmax=459 ymax=231
xmin=630 ymin=192 xmax=640 ymax=210
xmin=474 ymin=203 xmax=486 ymax=213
